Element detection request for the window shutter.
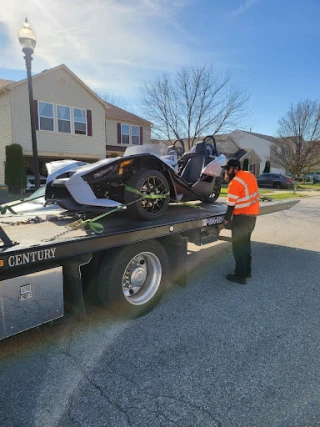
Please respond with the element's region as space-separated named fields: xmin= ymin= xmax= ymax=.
xmin=33 ymin=100 xmax=39 ymax=130
xmin=87 ymin=110 xmax=92 ymax=136
xmin=117 ymin=123 xmax=121 ymax=144
xmin=140 ymin=126 xmax=143 ymax=145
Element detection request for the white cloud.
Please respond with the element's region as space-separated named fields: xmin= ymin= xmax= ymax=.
xmin=0 ymin=0 xmax=194 ymax=97
xmin=230 ymin=0 xmax=259 ymax=16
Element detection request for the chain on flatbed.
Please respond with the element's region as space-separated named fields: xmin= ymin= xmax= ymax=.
xmin=42 ymin=187 xmax=221 ymax=242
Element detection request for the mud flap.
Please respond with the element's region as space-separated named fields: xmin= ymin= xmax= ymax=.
xmin=61 ymin=253 xmax=92 ymax=317
xmin=159 ymin=235 xmax=188 ymax=287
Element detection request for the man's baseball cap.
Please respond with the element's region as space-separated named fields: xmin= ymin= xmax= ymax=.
xmin=222 ymin=158 xmax=241 ymax=170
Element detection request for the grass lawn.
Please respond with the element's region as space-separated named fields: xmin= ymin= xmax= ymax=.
xmin=220 ymin=187 xmax=270 ymax=196
xmin=297 ymin=184 xmax=320 ymax=191
xmin=260 ymin=192 xmax=308 ymax=200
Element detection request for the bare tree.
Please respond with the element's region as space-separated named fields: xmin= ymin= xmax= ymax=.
xmin=95 ymin=90 xmax=137 ymax=114
xmin=274 ymin=99 xmax=320 ymax=187
xmin=140 ymin=65 xmax=251 ymax=149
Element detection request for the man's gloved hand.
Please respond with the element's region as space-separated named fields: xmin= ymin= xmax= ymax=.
xmin=223 ymin=219 xmax=232 ymax=229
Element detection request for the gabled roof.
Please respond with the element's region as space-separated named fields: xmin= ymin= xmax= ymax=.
xmin=235 ymin=148 xmax=247 ymax=159
xmin=105 ymin=102 xmax=152 ymax=126
xmin=240 ymin=130 xmax=275 ymax=143
xmin=241 ymin=148 xmax=261 ymax=161
xmin=214 ymin=133 xmax=241 ymax=153
xmin=0 ymin=64 xmax=107 ymax=108
xmin=0 ymin=78 xmax=14 ymax=90
xmin=0 ymin=64 xmax=152 ymax=126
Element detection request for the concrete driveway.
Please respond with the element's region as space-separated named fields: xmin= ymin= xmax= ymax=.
xmin=0 ymin=197 xmax=320 ymax=427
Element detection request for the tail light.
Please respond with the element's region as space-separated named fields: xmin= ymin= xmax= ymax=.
xmin=286 ymin=178 xmax=292 ymax=182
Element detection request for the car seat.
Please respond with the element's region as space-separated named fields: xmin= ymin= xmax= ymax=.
xmin=180 ymin=141 xmax=206 ymax=184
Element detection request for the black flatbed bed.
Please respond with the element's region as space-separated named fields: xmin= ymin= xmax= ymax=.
xmin=0 ymin=199 xmax=299 ymax=274
xmin=0 ymin=198 xmax=300 ymax=340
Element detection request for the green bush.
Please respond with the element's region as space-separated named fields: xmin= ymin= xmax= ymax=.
xmin=5 ymin=144 xmax=27 ymax=193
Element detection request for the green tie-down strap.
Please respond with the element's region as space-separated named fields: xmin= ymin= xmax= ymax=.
xmin=1 ymin=205 xmax=17 ymax=215
xmin=0 ymin=195 xmax=44 ymax=215
xmin=124 ymin=185 xmax=170 ymax=199
xmin=66 ymin=188 xmax=171 ymax=235
xmin=49 ymin=186 xmax=210 ymax=240
xmin=66 ymin=205 xmax=127 ymax=235
xmin=125 ymin=185 xmax=201 ymax=209
xmin=79 ymin=187 xmax=204 ymax=234
xmin=66 ymin=218 xmax=106 ymax=234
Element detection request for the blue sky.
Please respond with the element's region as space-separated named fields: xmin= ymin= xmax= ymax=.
xmin=1 ymin=0 xmax=319 ymax=136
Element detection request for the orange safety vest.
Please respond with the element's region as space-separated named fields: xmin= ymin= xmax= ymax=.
xmin=227 ymin=170 xmax=260 ymax=216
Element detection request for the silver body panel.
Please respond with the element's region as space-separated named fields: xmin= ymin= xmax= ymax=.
xmin=0 ymin=267 xmax=64 ymax=340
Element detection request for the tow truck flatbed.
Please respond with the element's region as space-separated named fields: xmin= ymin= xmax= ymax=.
xmin=0 ymin=199 xmax=299 ymax=340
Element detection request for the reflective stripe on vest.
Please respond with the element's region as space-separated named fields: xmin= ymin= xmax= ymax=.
xmin=227 ymin=173 xmax=259 ymax=212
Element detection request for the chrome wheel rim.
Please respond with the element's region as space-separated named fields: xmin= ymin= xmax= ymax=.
xmin=122 ymin=252 xmax=162 ymax=305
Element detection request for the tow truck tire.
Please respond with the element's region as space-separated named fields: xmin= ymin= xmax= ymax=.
xmin=95 ymin=240 xmax=169 ymax=318
xmin=124 ymin=169 xmax=170 ymax=220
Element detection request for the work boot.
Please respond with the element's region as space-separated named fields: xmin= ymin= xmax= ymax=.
xmin=226 ymin=273 xmax=247 ymax=285
xmin=234 ymin=271 xmax=252 ymax=278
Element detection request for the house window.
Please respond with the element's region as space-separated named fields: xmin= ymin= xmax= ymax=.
xmin=132 ymin=126 xmax=140 ymax=145
xmin=39 ymin=102 xmax=54 ymax=131
xmin=121 ymin=124 xmax=130 ymax=144
xmin=57 ymin=105 xmax=71 ymax=133
xmin=74 ymin=108 xmax=87 ymax=135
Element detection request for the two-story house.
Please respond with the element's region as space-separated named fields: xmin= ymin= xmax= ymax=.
xmin=0 ymin=64 xmax=152 ymax=183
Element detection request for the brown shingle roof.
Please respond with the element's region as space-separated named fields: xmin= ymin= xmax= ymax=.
xmin=0 ymin=78 xmax=14 ymax=90
xmin=105 ymin=102 xmax=152 ymax=126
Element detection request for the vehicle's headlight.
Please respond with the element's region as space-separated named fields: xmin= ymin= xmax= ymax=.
xmin=93 ymin=165 xmax=114 ymax=179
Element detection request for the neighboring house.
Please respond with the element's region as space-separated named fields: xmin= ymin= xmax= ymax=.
xmin=229 ymin=130 xmax=286 ymax=175
xmin=270 ymin=138 xmax=290 ymax=174
xmin=105 ymin=103 xmax=152 ymax=157
xmin=0 ymin=64 xmax=152 ymax=184
xmin=214 ymin=134 xmax=261 ymax=175
xmin=0 ymin=65 xmax=106 ymax=183
xmin=151 ymin=134 xmax=261 ymax=175
xmin=271 ymin=137 xmax=320 ymax=176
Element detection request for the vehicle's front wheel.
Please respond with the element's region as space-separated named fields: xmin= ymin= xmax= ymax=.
xmin=204 ymin=176 xmax=222 ymax=203
xmin=93 ymin=240 xmax=169 ymax=318
xmin=124 ymin=169 xmax=170 ymax=220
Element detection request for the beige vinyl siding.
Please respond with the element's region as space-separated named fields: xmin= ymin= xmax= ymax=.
xmin=143 ymin=126 xmax=151 ymax=144
xmin=106 ymin=119 xmax=151 ymax=148
xmin=11 ymin=68 xmax=105 ymax=160
xmin=0 ymin=92 xmax=12 ymax=184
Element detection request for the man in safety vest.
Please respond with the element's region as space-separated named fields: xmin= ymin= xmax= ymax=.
xmin=223 ymin=158 xmax=260 ymax=284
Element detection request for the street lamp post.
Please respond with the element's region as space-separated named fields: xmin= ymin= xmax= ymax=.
xmin=18 ymin=18 xmax=40 ymax=190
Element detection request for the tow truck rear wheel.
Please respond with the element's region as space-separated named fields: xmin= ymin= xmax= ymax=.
xmin=94 ymin=240 xmax=169 ymax=318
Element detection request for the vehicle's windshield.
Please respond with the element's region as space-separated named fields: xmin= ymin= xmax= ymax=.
xmin=124 ymin=144 xmax=169 ymax=157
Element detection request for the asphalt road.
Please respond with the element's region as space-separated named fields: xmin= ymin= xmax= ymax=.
xmin=0 ymin=197 xmax=320 ymax=427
